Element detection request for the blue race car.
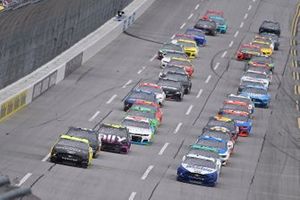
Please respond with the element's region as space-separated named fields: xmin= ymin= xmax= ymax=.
xmin=209 ymin=15 xmax=228 ymax=33
xmin=185 ymin=28 xmax=207 ymax=46
xmin=123 ymin=89 xmax=158 ymax=111
xmin=239 ymin=86 xmax=271 ymax=108
xmin=177 ymin=154 xmax=219 ymax=186
xmin=195 ymin=137 xmax=230 ymax=165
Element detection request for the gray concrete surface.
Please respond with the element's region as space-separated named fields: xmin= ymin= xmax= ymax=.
xmin=0 ymin=0 xmax=299 ymax=199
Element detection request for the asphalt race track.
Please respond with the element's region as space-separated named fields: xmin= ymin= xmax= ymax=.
xmin=0 ymin=0 xmax=300 ymax=199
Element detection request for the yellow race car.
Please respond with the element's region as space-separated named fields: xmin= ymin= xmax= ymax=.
xmin=50 ymin=134 xmax=93 ymax=168
xmin=173 ymin=39 xmax=199 ymax=58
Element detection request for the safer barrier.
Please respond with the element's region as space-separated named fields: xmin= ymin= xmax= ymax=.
xmin=2 ymin=0 xmax=42 ymax=10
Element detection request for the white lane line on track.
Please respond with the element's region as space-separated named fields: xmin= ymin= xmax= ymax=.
xmin=137 ymin=66 xmax=146 ymax=74
xmin=128 ymin=192 xmax=137 ymax=200
xmin=158 ymin=143 xmax=169 ymax=155
xmin=248 ymin=5 xmax=252 ymax=10
xmin=229 ymin=41 xmax=234 ymax=47
xmin=196 ymin=89 xmax=203 ymax=98
xmin=240 ymin=22 xmax=244 ymax=28
xmin=150 ymin=54 xmax=156 ymax=62
xmin=188 ymin=13 xmax=194 ymax=20
xmin=234 ymin=30 xmax=239 ymax=37
xmin=16 ymin=173 xmax=32 ymax=187
xmin=171 ymin=34 xmax=176 ymax=39
xmin=180 ymin=23 xmax=186 ymax=29
xmin=122 ymin=79 xmax=132 ymax=88
xmin=195 ymin=4 xmax=199 ymax=10
xmin=221 ymin=51 xmax=227 ymax=58
xmin=173 ymin=122 xmax=183 ymax=134
xmin=89 ymin=111 xmax=100 ymax=122
xmin=205 ymin=75 xmax=211 ymax=84
xmin=106 ymin=94 xmax=117 ymax=104
xmin=141 ymin=165 xmax=154 ymax=180
xmin=214 ymin=62 xmax=220 ymax=70
xmin=244 ymin=13 xmax=248 ymax=19
xmin=42 ymin=153 xmax=50 ymax=162
xmin=185 ymin=105 xmax=194 ymax=115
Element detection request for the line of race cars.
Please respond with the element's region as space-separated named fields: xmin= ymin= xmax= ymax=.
xmin=176 ymin=16 xmax=281 ymax=186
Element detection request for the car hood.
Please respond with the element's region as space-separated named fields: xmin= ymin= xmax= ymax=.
xmin=181 ymin=163 xmax=216 ymax=175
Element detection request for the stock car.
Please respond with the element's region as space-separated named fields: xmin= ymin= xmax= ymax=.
xmin=177 ymin=154 xmax=219 ymax=186
xmin=226 ymin=94 xmax=255 ymax=114
xmin=159 ymin=65 xmax=188 ymax=78
xmin=157 ymin=79 xmax=185 ymax=101
xmin=221 ymin=103 xmax=251 ymax=117
xmin=136 ymin=82 xmax=166 ymax=105
xmin=65 ymin=127 xmax=100 ymax=158
xmin=236 ymin=44 xmax=261 ymax=61
xmin=253 ymin=36 xmax=274 ymax=50
xmin=241 ymin=70 xmax=270 ymax=88
xmin=160 ymin=52 xmax=190 ymax=68
xmin=50 ymin=135 xmax=93 ymax=168
xmin=123 ymin=89 xmax=158 ymax=111
xmin=224 ymin=98 xmax=254 ymax=114
xmin=132 ymin=100 xmax=163 ymax=122
xmin=157 ymin=42 xmax=185 ymax=60
xmin=247 ymin=65 xmax=273 ymax=78
xmin=194 ymin=18 xmax=217 ymax=36
xmin=162 ymin=57 xmax=194 ymax=76
xmin=97 ymin=123 xmax=131 ymax=154
xmin=195 ymin=137 xmax=231 ymax=165
xmin=122 ymin=116 xmax=155 ymax=145
xmin=238 ymin=79 xmax=267 ymax=94
xmin=203 ymin=10 xmax=224 ymax=18
xmin=203 ymin=117 xmax=239 ymax=142
xmin=250 ymin=41 xmax=273 ymax=57
xmin=259 ymin=20 xmax=281 ymax=37
xmin=173 ymin=39 xmax=199 ymax=58
xmin=259 ymin=32 xmax=279 ymax=50
xmin=201 ymin=130 xmax=234 ymax=152
xmin=172 ymin=34 xmax=198 ymax=46
xmin=208 ymin=15 xmax=228 ymax=33
xmin=127 ymin=106 xmax=160 ymax=130
xmin=246 ymin=56 xmax=275 ymax=72
xmin=218 ymin=111 xmax=253 ymax=137
xmin=184 ymin=28 xmax=207 ymax=46
xmin=239 ymin=86 xmax=271 ymax=108
xmin=160 ymin=71 xmax=192 ymax=94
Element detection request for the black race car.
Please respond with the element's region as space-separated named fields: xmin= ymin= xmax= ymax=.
xmin=159 ymin=71 xmax=192 ymax=94
xmin=97 ymin=123 xmax=131 ymax=154
xmin=157 ymin=79 xmax=184 ymax=101
xmin=124 ymin=90 xmax=157 ymax=111
xmin=65 ymin=127 xmax=100 ymax=158
xmin=194 ymin=19 xmax=217 ymax=36
xmin=259 ymin=20 xmax=280 ymax=37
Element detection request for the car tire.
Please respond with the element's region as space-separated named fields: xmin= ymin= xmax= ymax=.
xmin=176 ymin=94 xmax=183 ymax=102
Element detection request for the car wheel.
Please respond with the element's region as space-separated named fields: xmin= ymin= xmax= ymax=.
xmin=176 ymin=94 xmax=183 ymax=102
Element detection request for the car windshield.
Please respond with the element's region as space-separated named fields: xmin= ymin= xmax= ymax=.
xmin=245 ymin=72 xmax=267 ymax=79
xmin=188 ymin=149 xmax=219 ymax=159
xmin=138 ymin=86 xmax=162 ymax=94
xmin=127 ymin=110 xmax=155 ymax=119
xmin=197 ymin=19 xmax=213 ymax=26
xmin=162 ymin=67 xmax=186 ymax=75
xmin=176 ymin=41 xmax=195 ymax=48
xmin=66 ymin=129 xmax=97 ymax=142
xmin=122 ymin=119 xmax=150 ymax=129
xmin=162 ymin=43 xmax=182 ymax=52
xmin=260 ymin=32 xmax=278 ymax=40
xmin=196 ymin=139 xmax=226 ymax=149
xmin=202 ymin=131 xmax=230 ymax=141
xmin=164 ymin=73 xmax=188 ymax=82
xmin=221 ymin=113 xmax=249 ymax=122
xmin=57 ymin=139 xmax=88 ymax=151
xmin=129 ymin=92 xmax=156 ymax=102
xmin=169 ymin=60 xmax=192 ymax=66
xmin=98 ymin=126 xmax=128 ymax=137
xmin=242 ymin=87 xmax=268 ymax=95
xmin=183 ymin=157 xmax=216 ymax=168
xmin=210 ymin=17 xmax=225 ymax=25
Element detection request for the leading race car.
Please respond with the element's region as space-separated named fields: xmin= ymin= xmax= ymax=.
xmin=259 ymin=20 xmax=281 ymax=37
xmin=97 ymin=123 xmax=131 ymax=154
xmin=124 ymin=89 xmax=158 ymax=111
xmin=236 ymin=43 xmax=261 ymax=61
xmin=157 ymin=42 xmax=185 ymax=60
xmin=50 ymin=135 xmax=93 ymax=168
xmin=65 ymin=127 xmax=100 ymax=158
xmin=122 ymin=116 xmax=155 ymax=145
xmin=160 ymin=71 xmax=192 ymax=94
xmin=184 ymin=28 xmax=207 ymax=46
xmin=194 ymin=18 xmax=217 ymax=36
xmin=239 ymin=86 xmax=271 ymax=108
xmin=157 ymin=79 xmax=185 ymax=101
xmin=177 ymin=154 xmax=219 ymax=186
xmin=135 ymin=82 xmax=166 ymax=105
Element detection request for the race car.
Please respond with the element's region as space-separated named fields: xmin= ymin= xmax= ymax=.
xmin=160 ymin=52 xmax=190 ymax=68
xmin=238 ymin=79 xmax=267 ymax=94
xmin=194 ymin=18 xmax=217 ymax=36
xmin=253 ymin=36 xmax=274 ymax=50
xmin=218 ymin=111 xmax=253 ymax=137
xmin=126 ymin=106 xmax=160 ymax=130
xmin=121 ymin=116 xmax=155 ymax=145
xmin=259 ymin=20 xmax=281 ymax=37
xmin=157 ymin=42 xmax=185 ymax=60
xmin=223 ymin=98 xmax=254 ymax=114
xmin=241 ymin=70 xmax=271 ymax=88
xmin=123 ymin=89 xmax=158 ymax=111
xmin=250 ymin=41 xmax=273 ymax=57
xmin=65 ymin=127 xmax=100 ymax=158
xmin=184 ymin=28 xmax=207 ymax=46
xmin=236 ymin=44 xmax=261 ymax=61
xmin=200 ymin=130 xmax=234 ymax=152
xmin=259 ymin=32 xmax=279 ymax=50
xmin=162 ymin=57 xmax=194 ymax=76
xmin=246 ymin=56 xmax=275 ymax=72
xmin=226 ymin=94 xmax=255 ymax=114
xmin=135 ymin=82 xmax=166 ymax=105
xmin=159 ymin=65 xmax=188 ymax=78
xmin=50 ymin=135 xmax=93 ymax=168
xmin=97 ymin=123 xmax=131 ymax=154
xmin=221 ymin=103 xmax=251 ymax=117
xmin=173 ymin=39 xmax=199 ymax=58
xmin=157 ymin=79 xmax=185 ymax=101
xmin=172 ymin=34 xmax=197 ymax=45
xmin=177 ymin=154 xmax=219 ymax=186
xmin=208 ymin=15 xmax=228 ymax=33
xmin=247 ymin=66 xmax=272 ymax=78
xmin=159 ymin=71 xmax=192 ymax=94
xmin=132 ymin=100 xmax=163 ymax=122
xmin=239 ymin=86 xmax=271 ymax=108
xmin=195 ymin=136 xmax=231 ymax=165
xmin=204 ymin=10 xmax=224 ymax=17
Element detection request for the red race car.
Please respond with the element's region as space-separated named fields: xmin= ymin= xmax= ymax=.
xmin=132 ymin=100 xmax=163 ymax=122
xmin=203 ymin=9 xmax=224 ymax=19
xmin=236 ymin=44 xmax=261 ymax=61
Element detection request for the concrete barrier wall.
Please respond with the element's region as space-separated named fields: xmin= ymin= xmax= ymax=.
xmin=0 ymin=0 xmax=156 ymax=122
